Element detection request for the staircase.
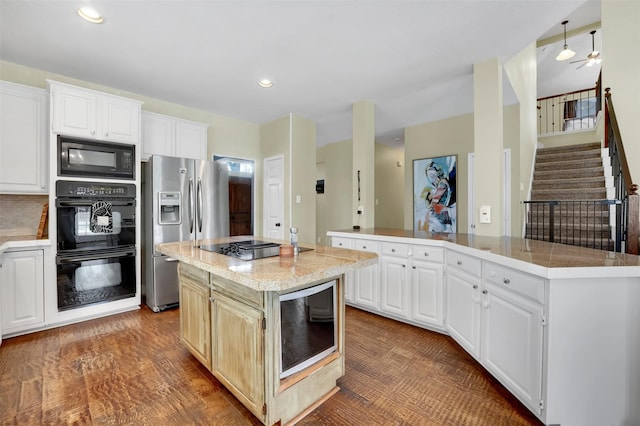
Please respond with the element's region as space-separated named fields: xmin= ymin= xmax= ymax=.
xmin=525 ymin=142 xmax=616 ymax=250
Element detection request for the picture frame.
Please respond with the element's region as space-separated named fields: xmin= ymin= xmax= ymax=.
xmin=413 ymin=155 xmax=457 ymax=233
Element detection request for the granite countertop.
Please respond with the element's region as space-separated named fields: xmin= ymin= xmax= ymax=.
xmin=328 ymin=228 xmax=640 ymax=279
xmin=0 ymin=235 xmax=51 ymax=255
xmin=157 ymin=236 xmax=378 ymax=292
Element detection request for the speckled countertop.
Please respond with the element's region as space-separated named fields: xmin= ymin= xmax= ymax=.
xmin=157 ymin=236 xmax=378 ymax=292
xmin=0 ymin=235 xmax=51 ymax=254
xmin=328 ymin=228 xmax=640 ymax=279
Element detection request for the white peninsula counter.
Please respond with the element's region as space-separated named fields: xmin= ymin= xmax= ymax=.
xmin=157 ymin=237 xmax=377 ymax=425
xmin=327 ymin=228 xmax=640 ymax=426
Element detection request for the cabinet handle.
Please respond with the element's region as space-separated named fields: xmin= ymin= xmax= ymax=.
xmin=503 ymin=278 xmax=510 ymax=284
xmin=457 ymin=260 xmax=462 ymax=265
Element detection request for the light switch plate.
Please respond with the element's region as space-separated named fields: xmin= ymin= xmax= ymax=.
xmin=480 ymin=205 xmax=491 ymax=224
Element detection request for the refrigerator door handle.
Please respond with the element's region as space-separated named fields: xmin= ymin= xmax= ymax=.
xmin=188 ymin=177 xmax=194 ymax=233
xmin=197 ymin=177 xmax=204 ymax=233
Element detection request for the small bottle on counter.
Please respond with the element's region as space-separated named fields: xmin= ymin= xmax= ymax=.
xmin=290 ymin=227 xmax=298 ymax=256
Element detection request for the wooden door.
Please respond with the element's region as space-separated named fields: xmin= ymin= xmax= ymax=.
xmin=229 ymin=176 xmax=253 ymax=236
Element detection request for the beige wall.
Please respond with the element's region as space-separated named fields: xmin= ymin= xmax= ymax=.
xmin=352 ymin=101 xmax=375 ymax=228
xmin=602 ymin=0 xmax=639 ymax=185
xmin=404 ymin=114 xmax=474 ymax=232
xmin=316 ymin=140 xmax=353 ymax=241
xmin=290 ymin=114 xmax=317 ymax=244
xmin=503 ymin=104 xmax=523 ymax=237
xmin=503 ymin=42 xmax=537 ymax=237
xmin=374 ymin=143 xmax=404 ymax=228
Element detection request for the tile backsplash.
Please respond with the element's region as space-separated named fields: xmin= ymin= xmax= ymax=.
xmin=0 ymin=194 xmax=49 ymax=237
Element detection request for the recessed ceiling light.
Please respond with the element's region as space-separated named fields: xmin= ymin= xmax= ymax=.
xmin=77 ymin=7 xmax=104 ymax=24
xmin=258 ymin=79 xmax=273 ymax=88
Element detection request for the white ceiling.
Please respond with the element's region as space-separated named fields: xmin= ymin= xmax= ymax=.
xmin=0 ymin=0 xmax=601 ymax=148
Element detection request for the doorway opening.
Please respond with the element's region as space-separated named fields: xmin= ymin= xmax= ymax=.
xmin=214 ymin=156 xmax=254 ymax=236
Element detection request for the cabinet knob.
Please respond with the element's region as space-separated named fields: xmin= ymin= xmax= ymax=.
xmin=391 ymin=248 xmax=396 ymax=253
xmin=482 ymin=290 xmax=488 ymax=294
xmin=412 ymin=266 xmax=416 ymax=269
xmin=362 ymin=246 xmax=367 ymax=249
xmin=104 ymin=131 xmax=109 ymax=137
xmin=457 ymin=260 xmax=462 ymax=265
xmin=90 ymin=130 xmax=96 ymax=135
xmin=472 ymin=284 xmax=478 ymax=289
xmin=338 ymin=243 xmax=342 ymax=246
xmin=424 ymin=252 xmax=429 ymax=257
xmin=402 ymin=264 xmax=406 ymax=268
xmin=503 ymin=278 xmax=510 ymax=285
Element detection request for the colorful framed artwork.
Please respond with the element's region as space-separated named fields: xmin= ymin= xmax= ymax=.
xmin=413 ymin=155 xmax=457 ymax=233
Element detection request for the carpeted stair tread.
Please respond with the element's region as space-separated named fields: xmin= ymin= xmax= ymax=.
xmin=532 ymin=176 xmax=605 ymax=191
xmin=535 ymin=148 xmax=602 ymax=164
xmin=531 ymin=188 xmax=607 ymax=201
xmin=534 ymin=157 xmax=602 ymax=172
xmin=534 ymin=167 xmax=604 ymax=180
xmin=536 ymin=142 xmax=601 ymax=155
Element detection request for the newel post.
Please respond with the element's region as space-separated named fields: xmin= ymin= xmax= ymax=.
xmin=628 ymin=184 xmax=639 ymax=255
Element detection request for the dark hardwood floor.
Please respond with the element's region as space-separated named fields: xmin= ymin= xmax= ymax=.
xmin=0 ymin=305 xmax=541 ymax=425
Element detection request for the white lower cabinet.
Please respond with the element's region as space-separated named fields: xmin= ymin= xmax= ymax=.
xmin=481 ymin=262 xmax=544 ymax=416
xmin=410 ymin=258 xmax=444 ymax=328
xmin=379 ymin=254 xmax=409 ymax=318
xmin=330 ymin=237 xmax=355 ymax=303
xmin=445 ymin=254 xmax=482 ymax=359
xmin=351 ymin=239 xmax=379 ymax=309
xmin=0 ymin=249 xmax=45 ymax=335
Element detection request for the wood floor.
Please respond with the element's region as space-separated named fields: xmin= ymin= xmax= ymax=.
xmin=0 ymin=306 xmax=542 ymax=425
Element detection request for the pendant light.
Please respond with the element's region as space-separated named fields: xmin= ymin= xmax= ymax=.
xmin=555 ymin=20 xmax=576 ymax=61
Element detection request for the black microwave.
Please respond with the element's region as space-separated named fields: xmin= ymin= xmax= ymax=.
xmin=58 ymin=136 xmax=135 ymax=180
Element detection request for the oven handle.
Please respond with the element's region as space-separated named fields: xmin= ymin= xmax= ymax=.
xmin=57 ymin=249 xmax=136 ymax=264
xmin=56 ymin=200 xmax=135 ymax=207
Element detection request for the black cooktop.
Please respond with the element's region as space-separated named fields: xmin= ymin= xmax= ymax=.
xmin=199 ymin=239 xmax=311 ymax=261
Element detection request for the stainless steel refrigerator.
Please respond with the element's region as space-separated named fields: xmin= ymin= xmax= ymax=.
xmin=143 ymin=155 xmax=229 ymax=312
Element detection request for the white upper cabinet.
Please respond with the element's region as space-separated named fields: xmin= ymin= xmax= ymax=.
xmin=48 ymin=80 xmax=142 ymax=144
xmin=0 ymin=81 xmax=49 ymax=194
xmin=141 ymin=111 xmax=208 ymax=161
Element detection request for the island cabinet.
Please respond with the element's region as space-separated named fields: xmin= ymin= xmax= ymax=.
xmin=48 ymin=80 xmax=142 ymax=144
xmin=178 ymin=263 xmax=212 ymax=370
xmin=210 ymin=275 xmax=265 ymax=421
xmin=408 ymin=245 xmax=444 ymax=328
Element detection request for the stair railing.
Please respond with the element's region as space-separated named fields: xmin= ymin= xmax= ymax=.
xmin=605 ymin=88 xmax=639 ymax=255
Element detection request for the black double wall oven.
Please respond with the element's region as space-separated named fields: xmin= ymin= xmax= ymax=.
xmin=55 ymin=179 xmax=137 ymax=311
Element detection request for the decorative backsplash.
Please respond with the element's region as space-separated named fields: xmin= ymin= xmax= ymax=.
xmin=0 ymin=194 xmax=48 ymax=237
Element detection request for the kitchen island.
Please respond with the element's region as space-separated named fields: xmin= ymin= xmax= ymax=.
xmin=328 ymin=228 xmax=640 ymax=426
xmin=156 ymin=237 xmax=377 ymax=425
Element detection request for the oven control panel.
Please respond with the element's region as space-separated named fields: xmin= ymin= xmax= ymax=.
xmin=56 ymin=180 xmax=136 ymax=198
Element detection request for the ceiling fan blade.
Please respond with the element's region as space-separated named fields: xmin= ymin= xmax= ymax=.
xmin=570 ymin=58 xmax=587 ymax=64
xmin=576 ymin=61 xmax=588 ymax=70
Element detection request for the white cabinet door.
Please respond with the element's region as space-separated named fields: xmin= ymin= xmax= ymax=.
xmin=379 ymin=255 xmax=408 ymax=318
xmin=0 ymin=249 xmax=44 ymax=334
xmin=175 ymin=119 xmax=207 ymax=160
xmin=141 ymin=111 xmax=175 ymax=160
xmin=330 ymin=237 xmax=355 ymax=303
xmin=445 ymin=268 xmax=481 ymax=359
xmin=101 ymin=95 xmax=140 ymax=144
xmin=49 ymin=81 xmax=141 ymax=143
xmin=0 ymin=81 xmax=48 ymax=193
xmin=481 ymin=282 xmax=543 ymax=416
xmin=410 ymin=259 xmax=444 ymax=328
xmin=51 ymin=84 xmax=97 ymax=138
xmin=352 ymin=240 xmax=379 ymax=309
